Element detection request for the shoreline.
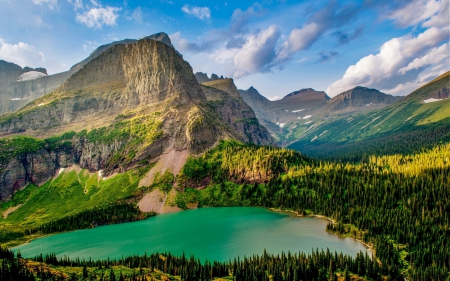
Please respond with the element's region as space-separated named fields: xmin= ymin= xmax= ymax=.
xmin=269 ymin=207 xmax=375 ymax=256
xmin=9 ymin=206 xmax=375 ymax=258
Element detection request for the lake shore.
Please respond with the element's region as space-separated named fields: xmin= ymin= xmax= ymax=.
xmin=268 ymin=207 xmax=375 ymax=257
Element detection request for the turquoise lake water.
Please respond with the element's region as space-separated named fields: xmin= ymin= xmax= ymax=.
xmin=13 ymin=207 xmax=368 ymax=262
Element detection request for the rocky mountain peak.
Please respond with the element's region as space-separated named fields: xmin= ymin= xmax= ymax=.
xmin=194 ymin=72 xmax=224 ymax=83
xmin=283 ymin=88 xmax=331 ymax=100
xmin=329 ymin=86 xmax=403 ymax=110
xmin=143 ymin=32 xmax=173 ymax=47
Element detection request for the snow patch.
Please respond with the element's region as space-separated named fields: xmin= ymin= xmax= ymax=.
xmin=423 ymin=98 xmax=443 ymax=103
xmin=10 ymin=98 xmax=22 ymax=101
xmin=305 ymin=121 xmax=313 ymax=125
xmin=98 ymin=170 xmax=103 ymax=178
xmin=291 ymin=109 xmax=305 ymax=113
xmin=279 ymin=122 xmax=286 ymax=128
xmin=302 ymin=115 xmax=312 ymax=119
xmin=361 ymin=116 xmax=380 ymax=129
xmin=318 ymin=130 xmax=328 ymax=137
xmin=285 ymin=110 xmax=289 ymax=112
xmin=311 ymin=136 xmax=318 ymax=142
xmin=58 ymin=168 xmax=65 ymax=175
xmin=37 ymin=103 xmax=45 ymax=106
xmin=17 ymin=71 xmax=47 ymax=81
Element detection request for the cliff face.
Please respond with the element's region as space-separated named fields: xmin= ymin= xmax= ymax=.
xmin=201 ymin=79 xmax=274 ymax=145
xmin=0 ymin=35 xmax=274 ymax=201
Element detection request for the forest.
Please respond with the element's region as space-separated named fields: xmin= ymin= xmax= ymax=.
xmin=0 ymin=140 xmax=448 ymax=280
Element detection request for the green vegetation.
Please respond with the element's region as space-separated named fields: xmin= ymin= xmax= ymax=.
xmin=0 ymin=245 xmax=381 ymax=280
xmin=178 ymin=140 xmax=307 ymax=187
xmin=152 ymin=170 xmax=174 ymax=193
xmin=25 ymin=203 xmax=156 ymax=235
xmin=2 ymin=139 xmax=448 ymax=280
xmin=0 ymin=165 xmax=150 ymax=246
xmin=0 ymin=137 xmax=44 ymax=162
xmin=177 ymin=141 xmax=449 ymax=280
xmin=290 ymin=124 xmax=450 ymax=161
xmin=288 ymin=72 xmax=450 ymax=160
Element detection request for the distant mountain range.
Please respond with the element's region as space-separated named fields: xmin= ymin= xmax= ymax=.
xmin=289 ymin=71 xmax=450 ymax=159
xmin=235 ymin=81 xmax=403 ymax=143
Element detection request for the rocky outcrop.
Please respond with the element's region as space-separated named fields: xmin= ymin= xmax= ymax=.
xmin=329 ymin=86 xmax=402 ymax=110
xmin=194 ymin=72 xmax=224 ymax=83
xmin=202 ymin=79 xmax=275 ymax=145
xmin=428 ymin=84 xmax=450 ymax=100
xmin=0 ymin=136 xmax=130 ymax=200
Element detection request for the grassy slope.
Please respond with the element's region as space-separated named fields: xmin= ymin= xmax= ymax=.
xmin=289 ymin=72 xmax=450 ymax=158
xmin=0 ymin=166 xmax=149 ymax=235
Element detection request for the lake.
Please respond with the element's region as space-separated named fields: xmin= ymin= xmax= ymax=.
xmin=13 ymin=207 xmax=368 ymax=262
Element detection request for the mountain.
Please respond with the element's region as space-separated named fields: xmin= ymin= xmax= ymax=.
xmin=0 ymin=33 xmax=180 ymax=115
xmin=0 ymin=34 xmax=273 ymax=201
xmin=0 ymin=60 xmax=71 ymax=114
xmin=288 ymin=71 xmax=450 ymax=159
xmin=238 ymin=85 xmax=402 ymax=143
xmin=326 ymin=86 xmax=402 ymax=112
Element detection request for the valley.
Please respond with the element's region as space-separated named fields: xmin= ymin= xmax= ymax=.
xmin=0 ymin=30 xmax=448 ymax=281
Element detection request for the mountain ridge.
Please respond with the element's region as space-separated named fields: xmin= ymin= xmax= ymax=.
xmin=0 ymin=36 xmax=273 ymax=201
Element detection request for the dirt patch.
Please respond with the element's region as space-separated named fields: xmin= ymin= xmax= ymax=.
xmin=139 ymin=147 xmax=188 ymax=187
xmin=2 ymin=204 xmax=23 ymax=218
xmin=137 ymin=188 xmax=166 ymax=213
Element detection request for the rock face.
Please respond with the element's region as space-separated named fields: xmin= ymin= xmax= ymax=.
xmin=0 ymin=33 xmax=180 ymax=115
xmin=202 ymin=79 xmax=274 ymax=145
xmin=328 ymin=86 xmax=403 ymax=111
xmin=0 ymin=35 xmax=274 ymax=201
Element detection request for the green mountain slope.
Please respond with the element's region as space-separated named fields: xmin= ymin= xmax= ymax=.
xmin=289 ymin=71 xmax=450 ymax=160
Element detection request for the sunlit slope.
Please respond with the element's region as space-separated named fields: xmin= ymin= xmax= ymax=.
xmin=289 ymin=71 xmax=450 ymax=158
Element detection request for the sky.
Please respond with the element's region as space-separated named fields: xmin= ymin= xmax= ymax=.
xmin=0 ymin=0 xmax=448 ymax=100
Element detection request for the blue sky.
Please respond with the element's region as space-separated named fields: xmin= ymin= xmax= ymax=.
xmin=0 ymin=0 xmax=448 ymax=99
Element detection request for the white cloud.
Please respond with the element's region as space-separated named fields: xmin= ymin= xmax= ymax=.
xmin=126 ymin=6 xmax=142 ymax=23
xmin=279 ymin=23 xmax=320 ymax=59
xmin=67 ymin=0 xmax=83 ymax=10
xmin=76 ymin=6 xmax=121 ymax=28
xmin=0 ymin=38 xmax=45 ymax=68
xmin=386 ymin=0 xmax=441 ymax=28
xmin=181 ymin=5 xmax=211 ymax=21
xmin=233 ymin=25 xmax=281 ymax=78
xmin=327 ymin=25 xmax=449 ymax=96
xmin=35 ymin=15 xmax=44 ymax=28
xmin=90 ymin=0 xmax=101 ymax=7
xmin=0 ymin=38 xmax=68 ymax=74
xmin=423 ymin=0 xmax=450 ymax=28
xmin=32 ymin=0 xmax=58 ymax=9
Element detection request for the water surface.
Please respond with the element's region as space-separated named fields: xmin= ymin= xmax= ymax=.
xmin=13 ymin=207 xmax=367 ymax=262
